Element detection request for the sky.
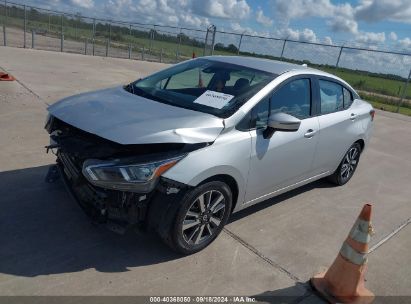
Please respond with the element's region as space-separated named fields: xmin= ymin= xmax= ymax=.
xmin=16 ymin=0 xmax=411 ymax=51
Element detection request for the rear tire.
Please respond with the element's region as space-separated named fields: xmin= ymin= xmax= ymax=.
xmin=328 ymin=142 xmax=362 ymax=186
xmin=162 ymin=181 xmax=232 ymax=255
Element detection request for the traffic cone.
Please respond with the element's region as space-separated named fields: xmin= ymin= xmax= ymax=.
xmin=0 ymin=72 xmax=15 ymax=81
xmin=310 ymin=204 xmax=375 ymax=304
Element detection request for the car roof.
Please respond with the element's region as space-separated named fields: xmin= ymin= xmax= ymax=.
xmin=203 ymin=55 xmax=357 ymax=93
xmin=204 ymin=55 xmax=329 ymax=76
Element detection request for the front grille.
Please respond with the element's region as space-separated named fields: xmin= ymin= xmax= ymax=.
xmin=58 ymin=152 xmax=82 ymax=182
xmin=57 ymin=150 xmax=146 ymax=229
xmin=58 ymin=151 xmax=106 ymax=205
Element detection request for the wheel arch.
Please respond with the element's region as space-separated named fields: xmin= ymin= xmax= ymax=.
xmin=355 ymin=139 xmax=365 ymax=152
xmin=198 ymin=174 xmax=240 ymax=213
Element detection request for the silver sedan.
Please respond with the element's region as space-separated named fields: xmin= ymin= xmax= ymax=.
xmin=45 ymin=56 xmax=374 ymax=254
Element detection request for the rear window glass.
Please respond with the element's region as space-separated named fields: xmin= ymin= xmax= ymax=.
xmin=343 ymin=87 xmax=353 ymax=109
xmin=319 ymin=80 xmax=344 ymax=114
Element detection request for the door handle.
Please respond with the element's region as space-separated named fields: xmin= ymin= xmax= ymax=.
xmin=350 ymin=113 xmax=357 ymax=121
xmin=304 ymin=129 xmax=316 ymax=138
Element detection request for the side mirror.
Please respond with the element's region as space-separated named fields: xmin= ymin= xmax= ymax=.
xmin=263 ymin=112 xmax=301 ymax=139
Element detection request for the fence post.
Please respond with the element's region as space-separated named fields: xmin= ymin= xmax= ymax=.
xmin=280 ymin=39 xmax=287 ymax=58
xmin=92 ymin=18 xmax=95 ymax=56
xmin=60 ymin=14 xmax=63 ymax=52
xmin=396 ymin=68 xmax=411 ymax=113
xmin=149 ymin=26 xmax=155 ymax=55
xmin=237 ymin=33 xmax=243 ymax=55
xmin=108 ymin=22 xmax=111 ymax=56
xmin=142 ymin=46 xmax=145 ymax=60
xmin=23 ymin=5 xmax=26 ymax=48
xmin=160 ymin=48 xmax=163 ymax=63
xmin=211 ymin=26 xmax=216 ymax=55
xmin=84 ymin=38 xmax=88 ymax=55
xmin=128 ymin=24 xmax=132 ymax=59
xmin=203 ymin=28 xmax=209 ymax=56
xmin=336 ymin=46 xmax=344 ymax=67
xmin=31 ymin=29 xmax=35 ymax=48
xmin=176 ymin=30 xmax=181 ymax=62
xmin=105 ymin=39 xmax=109 ymax=57
xmin=3 ymin=0 xmax=6 ymax=46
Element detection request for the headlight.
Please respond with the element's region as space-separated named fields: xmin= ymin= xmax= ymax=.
xmin=82 ymin=155 xmax=185 ymax=193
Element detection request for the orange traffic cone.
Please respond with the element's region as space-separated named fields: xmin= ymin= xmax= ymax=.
xmin=310 ymin=204 xmax=375 ymax=304
xmin=0 ymin=72 xmax=15 ymax=81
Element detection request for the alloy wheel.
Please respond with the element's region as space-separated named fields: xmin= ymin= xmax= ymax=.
xmin=340 ymin=146 xmax=360 ymax=182
xmin=181 ymin=190 xmax=226 ymax=245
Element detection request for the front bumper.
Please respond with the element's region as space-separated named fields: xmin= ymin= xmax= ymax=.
xmin=55 ymin=151 xmax=189 ymax=235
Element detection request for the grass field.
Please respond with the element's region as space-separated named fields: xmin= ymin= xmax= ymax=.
xmin=359 ymin=92 xmax=411 ymax=116
xmin=320 ymin=67 xmax=411 ymax=99
xmin=368 ymin=100 xmax=411 ymax=116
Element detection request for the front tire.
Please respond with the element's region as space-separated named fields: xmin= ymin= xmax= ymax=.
xmin=164 ymin=181 xmax=232 ymax=255
xmin=328 ymin=142 xmax=362 ymax=186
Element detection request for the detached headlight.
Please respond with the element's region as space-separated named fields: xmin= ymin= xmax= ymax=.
xmin=82 ymin=155 xmax=185 ymax=193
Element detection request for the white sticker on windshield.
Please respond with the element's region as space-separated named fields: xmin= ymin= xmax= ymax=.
xmin=193 ymin=90 xmax=234 ymax=109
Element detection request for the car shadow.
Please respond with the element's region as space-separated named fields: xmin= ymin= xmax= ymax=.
xmin=0 ymin=164 xmax=335 ymax=278
xmin=0 ymin=165 xmax=181 ymax=278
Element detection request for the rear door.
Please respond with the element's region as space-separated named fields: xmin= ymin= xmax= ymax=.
xmin=311 ymin=77 xmax=358 ymax=174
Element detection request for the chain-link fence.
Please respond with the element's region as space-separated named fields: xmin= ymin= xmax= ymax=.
xmin=1 ymin=1 xmax=411 ymax=111
xmin=1 ymin=1 xmax=210 ymax=63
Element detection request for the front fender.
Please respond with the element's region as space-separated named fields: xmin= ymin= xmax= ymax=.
xmin=163 ymin=129 xmax=251 ymax=212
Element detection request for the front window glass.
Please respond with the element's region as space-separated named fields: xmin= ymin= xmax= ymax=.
xmin=129 ymin=59 xmax=276 ymax=118
xmin=251 ymin=97 xmax=269 ymax=129
xmin=248 ymin=78 xmax=311 ymax=129
xmin=270 ymin=79 xmax=311 ymax=119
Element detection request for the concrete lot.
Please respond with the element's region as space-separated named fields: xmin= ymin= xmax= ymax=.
xmin=0 ymin=47 xmax=410 ymax=301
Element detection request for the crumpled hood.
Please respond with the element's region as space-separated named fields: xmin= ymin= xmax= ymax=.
xmin=48 ymin=86 xmax=225 ymax=144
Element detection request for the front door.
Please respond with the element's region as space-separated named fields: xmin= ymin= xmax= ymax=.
xmin=245 ymin=77 xmax=320 ymax=204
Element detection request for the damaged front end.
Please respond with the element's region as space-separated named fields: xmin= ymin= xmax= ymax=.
xmin=45 ymin=115 xmax=204 ymax=235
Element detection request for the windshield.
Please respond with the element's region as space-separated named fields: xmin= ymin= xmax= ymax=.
xmin=128 ymin=58 xmax=277 ymax=118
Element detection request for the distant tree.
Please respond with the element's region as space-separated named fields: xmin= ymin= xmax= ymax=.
xmin=214 ymin=43 xmax=225 ymax=50
xmin=226 ymin=43 xmax=238 ymax=53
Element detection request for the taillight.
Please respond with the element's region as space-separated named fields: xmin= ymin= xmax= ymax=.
xmin=370 ymin=109 xmax=375 ymax=121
